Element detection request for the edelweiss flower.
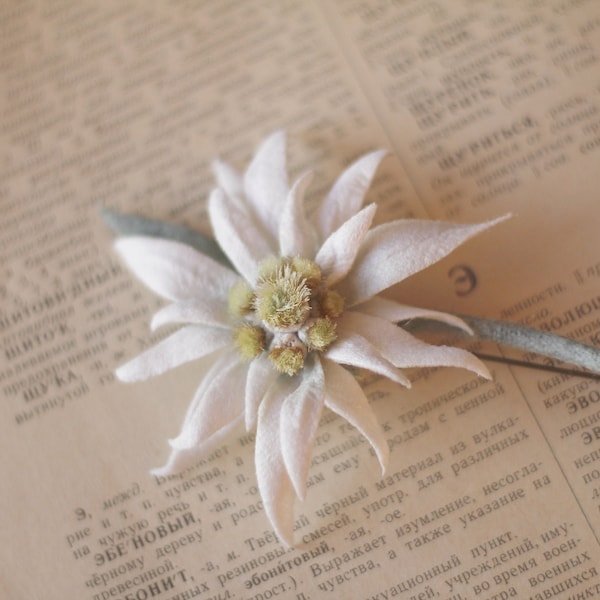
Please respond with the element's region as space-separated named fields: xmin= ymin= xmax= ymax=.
xmin=115 ymin=131 xmax=501 ymax=545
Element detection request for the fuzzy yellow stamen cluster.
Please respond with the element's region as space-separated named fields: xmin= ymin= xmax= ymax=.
xmin=228 ymin=280 xmax=255 ymax=317
xmin=233 ymin=324 xmax=266 ymax=360
xmin=269 ymin=345 xmax=306 ymax=376
xmin=291 ymin=257 xmax=322 ymax=289
xmin=319 ymin=289 xmax=344 ymax=319
xmin=229 ymin=256 xmax=343 ymax=376
xmin=255 ymin=264 xmax=311 ymax=331
xmin=305 ymin=317 xmax=337 ymax=351
xmin=257 ymin=256 xmax=283 ymax=280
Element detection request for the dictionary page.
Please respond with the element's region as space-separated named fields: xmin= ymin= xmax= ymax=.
xmin=1 ymin=2 xmax=600 ymax=600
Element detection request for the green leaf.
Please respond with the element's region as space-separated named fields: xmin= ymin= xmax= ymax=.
xmin=100 ymin=207 xmax=232 ymax=269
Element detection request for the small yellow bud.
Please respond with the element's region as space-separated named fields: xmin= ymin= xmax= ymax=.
xmin=320 ymin=289 xmax=344 ymax=319
xmin=291 ymin=257 xmax=322 ymax=288
xmin=233 ymin=324 xmax=266 ymax=360
xmin=258 ymin=256 xmax=285 ymax=280
xmin=228 ymin=280 xmax=254 ymax=317
xmin=306 ymin=317 xmax=337 ymax=351
xmin=269 ymin=345 xmax=305 ymax=376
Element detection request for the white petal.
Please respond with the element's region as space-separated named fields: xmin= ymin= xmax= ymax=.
xmin=115 ymin=326 xmax=231 ymax=382
xmin=316 ymin=150 xmax=387 ymax=240
xmin=208 ymin=188 xmax=273 ymax=284
xmin=279 ymin=171 xmax=315 ymax=258
xmin=151 ymin=298 xmax=231 ymax=331
xmin=245 ymin=355 xmax=278 ymax=431
xmin=171 ymin=347 xmax=228 ymax=428
xmin=322 ymin=359 xmax=388 ymax=473
xmin=114 ymin=236 xmax=238 ymax=302
xmin=315 ymin=203 xmax=376 ymax=286
xmin=341 ymin=311 xmax=490 ymax=377
xmin=244 ymin=130 xmax=289 ymax=242
xmin=151 ymin=416 xmax=243 ymax=477
xmin=170 ymin=350 xmax=246 ymax=449
xmin=326 ymin=331 xmax=411 ymax=387
xmin=212 ymin=158 xmax=243 ymax=204
xmin=280 ymin=357 xmax=325 ymax=500
xmin=356 ymin=296 xmax=473 ymax=333
xmin=255 ymin=377 xmax=297 ymax=546
xmin=337 ymin=215 xmax=510 ymax=306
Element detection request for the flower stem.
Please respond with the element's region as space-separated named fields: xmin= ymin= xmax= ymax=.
xmin=470 ymin=351 xmax=600 ymax=380
xmin=459 ymin=314 xmax=600 ymax=377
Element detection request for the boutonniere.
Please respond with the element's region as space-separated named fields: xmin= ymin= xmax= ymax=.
xmin=105 ymin=131 xmax=600 ymax=546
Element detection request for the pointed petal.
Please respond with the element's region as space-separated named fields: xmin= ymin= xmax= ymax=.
xmin=115 ymin=236 xmax=238 ymax=302
xmin=337 ymin=215 xmax=509 ymax=306
xmin=322 ymin=359 xmax=388 ymax=473
xmin=151 ymin=415 xmax=243 ymax=476
xmin=244 ymin=130 xmax=289 ymax=241
xmin=280 ymin=357 xmax=325 ymax=500
xmin=356 ymin=296 xmax=473 ymax=333
xmin=316 ymin=150 xmax=387 ymax=240
xmin=212 ymin=158 xmax=243 ymax=204
xmin=245 ymin=355 xmax=278 ymax=431
xmin=170 ymin=351 xmax=247 ymax=449
xmin=341 ymin=311 xmax=490 ymax=377
xmin=255 ymin=377 xmax=297 ymax=546
xmin=208 ymin=188 xmax=273 ymax=284
xmin=115 ymin=326 xmax=231 ymax=382
xmin=170 ymin=347 xmax=228 ymax=429
xmin=326 ymin=331 xmax=411 ymax=387
xmin=151 ymin=297 xmax=231 ymax=330
xmin=279 ymin=171 xmax=315 ymax=258
xmin=315 ymin=203 xmax=376 ymax=286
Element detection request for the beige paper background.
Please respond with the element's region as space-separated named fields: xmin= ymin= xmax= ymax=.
xmin=1 ymin=1 xmax=599 ymax=598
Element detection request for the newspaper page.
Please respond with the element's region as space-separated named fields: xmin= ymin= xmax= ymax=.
xmin=1 ymin=1 xmax=599 ymax=599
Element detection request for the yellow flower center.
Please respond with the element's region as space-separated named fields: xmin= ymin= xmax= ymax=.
xmin=255 ymin=264 xmax=311 ymax=331
xmin=229 ymin=257 xmax=344 ymax=375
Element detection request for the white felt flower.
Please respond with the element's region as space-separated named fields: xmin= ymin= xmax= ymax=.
xmin=115 ymin=131 xmax=501 ymax=545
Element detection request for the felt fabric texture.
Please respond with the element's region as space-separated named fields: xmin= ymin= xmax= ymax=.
xmin=102 ymin=208 xmax=231 ymax=268
xmin=461 ymin=315 xmax=600 ymax=374
xmin=113 ymin=131 xmax=501 ymax=545
xmin=336 ymin=215 xmax=509 ymax=307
